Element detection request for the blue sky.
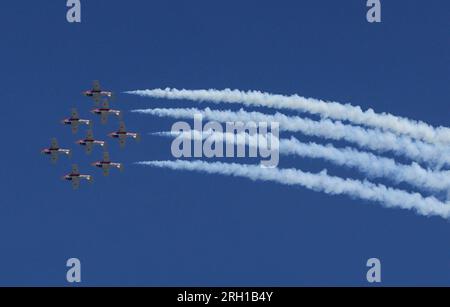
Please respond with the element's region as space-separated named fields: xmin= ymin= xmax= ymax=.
xmin=1 ymin=1 xmax=450 ymax=286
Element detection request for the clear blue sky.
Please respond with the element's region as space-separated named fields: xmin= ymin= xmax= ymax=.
xmin=1 ymin=1 xmax=450 ymax=286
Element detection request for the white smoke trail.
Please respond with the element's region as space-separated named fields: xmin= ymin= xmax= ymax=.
xmin=154 ymin=130 xmax=450 ymax=193
xmin=125 ymin=88 xmax=450 ymax=145
xmin=132 ymin=107 xmax=450 ymax=167
xmin=137 ymin=160 xmax=450 ymax=219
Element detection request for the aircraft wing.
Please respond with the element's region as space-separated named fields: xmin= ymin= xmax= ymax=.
xmin=71 ymin=121 xmax=79 ymax=134
xmin=72 ymin=177 xmax=80 ymax=190
xmin=101 ymin=112 xmax=108 ymax=124
xmin=102 ymin=165 xmax=110 ymax=177
xmin=93 ymin=80 xmax=101 ymax=91
xmin=85 ymin=142 xmax=93 ymax=155
xmin=51 ymin=138 xmax=58 ymax=149
xmin=103 ymin=151 xmax=110 ymax=162
xmin=51 ymin=151 xmax=58 ymax=163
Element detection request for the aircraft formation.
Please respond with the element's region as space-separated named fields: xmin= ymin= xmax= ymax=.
xmin=42 ymin=81 xmax=140 ymax=189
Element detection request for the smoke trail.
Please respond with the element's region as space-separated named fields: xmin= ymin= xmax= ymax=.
xmin=125 ymin=88 xmax=450 ymax=145
xmin=154 ymin=130 xmax=450 ymax=193
xmin=132 ymin=107 xmax=450 ymax=167
xmin=137 ymin=160 xmax=450 ymax=219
